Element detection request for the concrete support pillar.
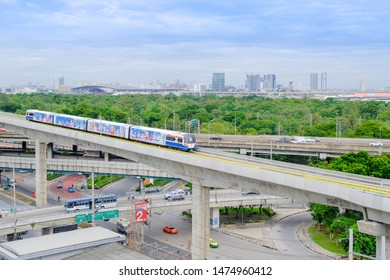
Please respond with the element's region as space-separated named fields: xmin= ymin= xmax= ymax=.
xmin=191 ymin=181 xmax=210 ymax=260
xmin=46 ymin=143 xmax=54 ymax=159
xmin=35 ymin=141 xmax=47 ymax=207
xmin=83 ymin=175 xmax=88 ymax=193
xmin=41 ymin=227 xmax=52 ymax=235
xmin=357 ymin=220 xmax=390 ymax=259
xmin=104 ymin=152 xmax=109 ymax=162
xmin=210 ymin=207 xmax=220 ymax=229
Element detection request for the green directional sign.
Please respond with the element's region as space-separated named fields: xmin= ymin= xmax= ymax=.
xmin=87 ymin=209 xmax=119 ymax=221
xmin=190 ymin=119 xmax=198 ymax=126
xmin=75 ymin=214 xmax=87 ymax=223
xmin=75 ymin=210 xmax=119 ymax=223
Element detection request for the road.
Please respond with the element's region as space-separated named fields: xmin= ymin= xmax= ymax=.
xmin=1 ymin=172 xmax=328 ymax=259
xmin=271 ymin=211 xmax=329 ymax=259
xmin=110 ymin=208 xmax=328 ymax=260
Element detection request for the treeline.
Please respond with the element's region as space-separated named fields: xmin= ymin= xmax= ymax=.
xmin=1 ymin=92 xmax=390 ymax=138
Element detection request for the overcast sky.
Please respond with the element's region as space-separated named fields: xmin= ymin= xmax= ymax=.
xmin=1 ymin=0 xmax=390 ymax=89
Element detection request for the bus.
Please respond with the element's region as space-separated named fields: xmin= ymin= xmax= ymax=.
xmin=64 ymin=195 xmax=118 ymax=213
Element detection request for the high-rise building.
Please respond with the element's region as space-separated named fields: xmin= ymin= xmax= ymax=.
xmin=360 ymin=79 xmax=366 ymax=91
xmin=320 ymin=72 xmax=327 ymax=91
xmin=310 ymin=73 xmax=319 ymax=91
xmin=212 ymin=73 xmax=225 ymax=92
xmin=264 ymin=74 xmax=276 ymax=90
xmin=59 ymin=77 xmax=65 ymax=86
xmin=245 ymin=74 xmax=261 ymax=91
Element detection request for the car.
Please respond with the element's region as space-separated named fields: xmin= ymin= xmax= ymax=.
xmin=164 ymin=189 xmax=185 ymax=199
xmin=242 ymin=191 xmax=260 ymax=196
xmin=163 ymin=225 xmax=178 ymax=234
xmin=67 ymin=185 xmax=75 ymax=193
xmin=209 ymin=239 xmax=219 ymax=248
xmin=57 ymin=181 xmax=63 ymax=188
xmin=369 ymin=142 xmax=383 ymax=147
xmin=209 ymin=135 xmax=222 ymax=140
xmin=168 ymin=193 xmax=185 ymax=201
xmin=276 ymin=136 xmax=293 ymax=143
xmin=308 ymin=137 xmax=320 ymax=142
xmin=145 ymin=187 xmax=160 ymax=194
xmin=116 ymin=219 xmax=130 ymax=234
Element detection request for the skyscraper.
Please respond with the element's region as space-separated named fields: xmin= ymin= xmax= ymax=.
xmin=245 ymin=74 xmax=261 ymax=91
xmin=212 ymin=73 xmax=225 ymax=92
xmin=320 ymin=72 xmax=327 ymax=91
xmin=310 ymin=73 xmax=319 ymax=91
xmin=264 ymin=74 xmax=276 ymax=90
xmin=59 ymin=77 xmax=65 ymax=86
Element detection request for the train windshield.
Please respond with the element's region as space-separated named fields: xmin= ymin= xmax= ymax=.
xmin=184 ymin=134 xmax=196 ymax=144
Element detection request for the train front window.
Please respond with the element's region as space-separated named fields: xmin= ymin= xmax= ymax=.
xmin=184 ymin=134 xmax=196 ymax=144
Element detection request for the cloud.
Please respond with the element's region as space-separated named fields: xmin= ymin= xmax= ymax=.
xmin=1 ymin=1 xmax=390 ymax=89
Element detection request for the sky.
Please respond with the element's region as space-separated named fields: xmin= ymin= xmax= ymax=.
xmin=1 ymin=0 xmax=390 ymax=90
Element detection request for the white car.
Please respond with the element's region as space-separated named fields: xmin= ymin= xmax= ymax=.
xmin=369 ymin=142 xmax=383 ymax=147
xmin=164 ymin=189 xmax=185 ymax=199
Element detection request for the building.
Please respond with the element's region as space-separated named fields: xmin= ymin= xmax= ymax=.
xmin=59 ymin=77 xmax=65 ymax=86
xmin=310 ymin=73 xmax=319 ymax=91
xmin=264 ymin=74 xmax=276 ymax=90
xmin=320 ymin=72 xmax=327 ymax=91
xmin=212 ymin=73 xmax=225 ymax=92
xmin=193 ymin=83 xmax=207 ymax=93
xmin=360 ymin=79 xmax=366 ymax=91
xmin=245 ymin=74 xmax=261 ymax=91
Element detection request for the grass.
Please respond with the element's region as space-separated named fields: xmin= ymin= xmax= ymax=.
xmin=87 ymin=175 xmax=124 ymax=189
xmin=308 ymin=225 xmax=347 ymax=256
xmin=220 ymin=207 xmax=273 ymax=223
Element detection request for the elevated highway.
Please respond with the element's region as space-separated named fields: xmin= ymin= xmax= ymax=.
xmin=1 ymin=112 xmax=390 ymax=259
xmin=0 ymin=191 xmax=293 ymax=236
xmin=196 ymin=134 xmax=388 ymax=158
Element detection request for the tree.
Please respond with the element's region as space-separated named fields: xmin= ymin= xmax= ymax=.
xmin=339 ymin=224 xmax=376 ymax=258
xmin=328 ymin=216 xmax=355 ymax=245
xmin=309 ymin=203 xmax=339 ymax=230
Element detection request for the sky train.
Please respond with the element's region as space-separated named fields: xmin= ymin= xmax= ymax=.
xmin=25 ymin=109 xmax=197 ymax=151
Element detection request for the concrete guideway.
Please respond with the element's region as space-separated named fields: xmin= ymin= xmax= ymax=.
xmin=1 ymin=112 xmax=390 ymax=259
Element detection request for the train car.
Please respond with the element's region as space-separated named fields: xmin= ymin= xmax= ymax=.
xmin=86 ymin=119 xmax=130 ymax=139
xmin=53 ymin=113 xmax=89 ymax=131
xmin=25 ymin=109 xmax=54 ymax=124
xmin=25 ymin=109 xmax=197 ymax=152
xmin=129 ymin=125 xmax=196 ymax=151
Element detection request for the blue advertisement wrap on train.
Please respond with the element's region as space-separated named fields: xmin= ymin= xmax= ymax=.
xmin=130 ymin=126 xmax=165 ymax=145
xmin=53 ymin=114 xmax=88 ymax=130
xmin=87 ymin=119 xmax=130 ymax=138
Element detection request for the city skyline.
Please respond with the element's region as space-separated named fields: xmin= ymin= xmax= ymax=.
xmin=1 ymin=1 xmax=390 ymax=90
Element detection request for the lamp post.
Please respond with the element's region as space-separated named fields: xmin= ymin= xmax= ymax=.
xmin=12 ymin=167 xmax=17 ymax=240
xmin=234 ymin=108 xmax=237 ymax=135
xmin=91 ymin=171 xmax=95 ymax=227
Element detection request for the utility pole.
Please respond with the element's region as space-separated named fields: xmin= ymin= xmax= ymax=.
xmin=12 ymin=167 xmax=17 ymax=240
xmin=91 ymin=171 xmax=95 ymax=227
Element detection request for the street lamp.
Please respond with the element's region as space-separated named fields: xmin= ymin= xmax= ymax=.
xmin=234 ymin=108 xmax=237 ymax=135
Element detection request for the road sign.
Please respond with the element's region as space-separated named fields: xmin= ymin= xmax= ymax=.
xmin=88 ymin=209 xmax=119 ymax=221
xmin=75 ymin=214 xmax=87 ymax=223
xmin=75 ymin=209 xmax=119 ymax=223
xmin=135 ymin=202 xmax=148 ymax=223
